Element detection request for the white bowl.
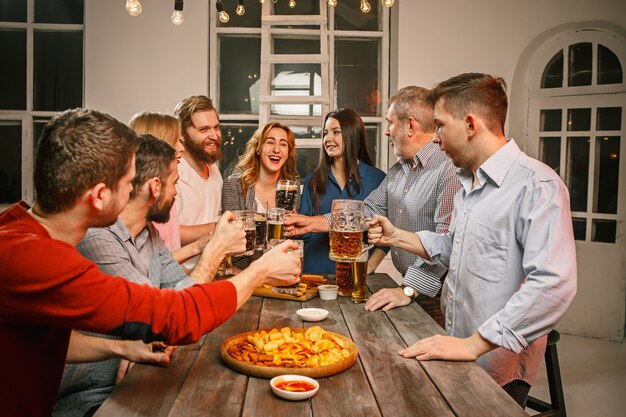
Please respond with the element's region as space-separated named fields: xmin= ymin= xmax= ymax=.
xmin=270 ymin=375 xmax=319 ymax=400
xmin=296 ymin=308 xmax=329 ymax=322
xmin=318 ymin=284 xmax=339 ymax=300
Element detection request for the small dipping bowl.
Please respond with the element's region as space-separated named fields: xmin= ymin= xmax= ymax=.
xmin=270 ymin=375 xmax=319 ymax=400
xmin=318 ymin=284 xmax=339 ymax=300
xmin=296 ymin=308 xmax=329 ymax=322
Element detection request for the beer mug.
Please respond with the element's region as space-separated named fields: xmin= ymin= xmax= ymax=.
xmin=267 ymin=207 xmax=286 ymax=240
xmin=329 ymin=210 xmax=364 ymax=262
xmin=254 ymin=212 xmax=267 ymax=251
xmin=269 ymin=239 xmax=304 ymax=277
xmin=234 ymin=210 xmax=256 ymax=256
xmin=331 ymin=199 xmax=364 ymax=214
xmin=275 ymin=179 xmax=299 ymax=212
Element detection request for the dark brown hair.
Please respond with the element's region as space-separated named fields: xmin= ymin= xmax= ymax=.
xmin=309 ymin=108 xmax=374 ymax=213
xmin=432 ymin=73 xmax=508 ymax=135
xmin=34 ymin=108 xmax=139 ymax=214
xmin=129 ymin=134 xmax=176 ymax=201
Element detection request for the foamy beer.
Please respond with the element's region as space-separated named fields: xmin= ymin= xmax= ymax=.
xmin=267 ymin=207 xmax=286 ymax=240
xmin=329 ymin=210 xmax=364 ymax=261
xmin=275 ymin=180 xmax=298 ymax=212
xmin=234 ymin=210 xmax=256 ymax=256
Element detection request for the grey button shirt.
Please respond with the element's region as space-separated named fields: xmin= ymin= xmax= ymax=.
xmin=418 ymin=139 xmax=577 ymax=386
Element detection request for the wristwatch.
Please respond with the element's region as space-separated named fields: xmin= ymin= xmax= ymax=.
xmin=402 ymin=285 xmax=418 ymax=299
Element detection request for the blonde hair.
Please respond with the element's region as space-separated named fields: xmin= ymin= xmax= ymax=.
xmin=236 ymin=122 xmax=297 ymax=197
xmin=128 ymin=112 xmax=181 ymax=147
xmin=173 ymin=95 xmax=216 ymax=139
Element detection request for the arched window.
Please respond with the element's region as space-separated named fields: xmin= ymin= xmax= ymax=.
xmin=527 ymin=30 xmax=625 ymax=244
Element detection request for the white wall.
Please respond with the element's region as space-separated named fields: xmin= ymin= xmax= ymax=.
xmin=85 ymin=0 xmax=209 ymax=123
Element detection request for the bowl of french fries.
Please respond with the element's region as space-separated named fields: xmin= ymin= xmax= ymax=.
xmin=221 ymin=326 xmax=358 ymax=378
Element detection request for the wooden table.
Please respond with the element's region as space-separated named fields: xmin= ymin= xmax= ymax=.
xmin=95 ymin=274 xmax=527 ymax=417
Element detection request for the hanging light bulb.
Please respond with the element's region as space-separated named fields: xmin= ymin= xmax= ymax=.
xmin=126 ymin=0 xmax=142 ymax=17
xmin=289 ymin=0 xmax=296 ymax=8
xmin=360 ymin=0 xmax=371 ymax=14
xmin=382 ymin=0 xmax=395 ymax=7
xmin=328 ymin=0 xmax=337 ymax=6
xmin=216 ymin=0 xmax=230 ymax=23
xmin=171 ymin=0 xmax=184 ymax=25
xmin=236 ymin=0 xmax=245 ymax=15
xmin=259 ymin=0 xmax=265 ymax=3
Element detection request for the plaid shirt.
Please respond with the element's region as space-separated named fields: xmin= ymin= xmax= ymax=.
xmin=363 ymin=140 xmax=460 ymax=297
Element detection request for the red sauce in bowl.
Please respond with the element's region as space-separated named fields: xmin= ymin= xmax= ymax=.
xmin=274 ymin=380 xmax=316 ymax=392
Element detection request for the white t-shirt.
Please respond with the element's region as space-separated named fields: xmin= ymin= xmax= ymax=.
xmin=175 ymin=157 xmax=223 ymax=269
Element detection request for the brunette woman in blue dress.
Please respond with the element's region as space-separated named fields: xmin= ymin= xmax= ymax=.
xmin=299 ymin=109 xmax=387 ymax=274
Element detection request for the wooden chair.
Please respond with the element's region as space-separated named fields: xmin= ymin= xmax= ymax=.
xmin=527 ymin=330 xmax=567 ymax=417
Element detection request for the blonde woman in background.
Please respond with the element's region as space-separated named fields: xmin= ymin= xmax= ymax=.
xmin=221 ymin=121 xmax=300 ymax=213
xmin=129 ymin=112 xmax=211 ymax=266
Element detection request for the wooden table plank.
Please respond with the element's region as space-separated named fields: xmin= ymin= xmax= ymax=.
xmin=368 ymin=275 xmax=529 ymax=417
xmin=306 ymin=296 xmax=382 ymax=417
xmin=339 ymin=287 xmax=455 ymax=417
xmin=167 ymin=297 xmax=263 ymax=417
xmin=93 ymin=337 xmax=205 ymax=417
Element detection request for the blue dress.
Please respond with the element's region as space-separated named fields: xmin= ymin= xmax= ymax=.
xmin=299 ymin=161 xmax=387 ymax=274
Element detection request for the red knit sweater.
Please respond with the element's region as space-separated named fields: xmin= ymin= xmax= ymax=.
xmin=0 ymin=202 xmax=238 ymax=417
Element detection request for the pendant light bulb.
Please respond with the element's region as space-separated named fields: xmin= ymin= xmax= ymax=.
xmin=288 ymin=0 xmax=296 ymax=9
xmin=126 ymin=0 xmax=142 ymax=17
xmin=236 ymin=0 xmax=246 ymax=15
xmin=382 ymin=0 xmax=395 ymax=7
xmin=171 ymin=10 xmax=184 ymax=24
xmin=216 ymin=1 xmax=230 ymax=23
xmin=259 ymin=0 xmax=265 ymax=3
xmin=171 ymin=0 xmax=184 ymax=25
xmin=328 ymin=0 xmax=337 ymax=6
xmin=360 ymin=0 xmax=371 ymax=14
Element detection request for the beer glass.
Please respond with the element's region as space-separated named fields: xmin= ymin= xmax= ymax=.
xmin=217 ymin=256 xmax=233 ymax=277
xmin=335 ymin=260 xmax=353 ymax=296
xmin=329 ymin=210 xmax=364 ymax=261
xmin=234 ymin=210 xmax=256 ymax=256
xmin=331 ymin=199 xmax=364 ymax=214
xmin=351 ymin=251 xmax=369 ymax=303
xmin=275 ymin=180 xmax=299 ymax=212
xmin=254 ymin=212 xmax=267 ymax=251
xmin=267 ymin=207 xmax=286 ymax=240
xmin=269 ymin=239 xmax=304 ymax=278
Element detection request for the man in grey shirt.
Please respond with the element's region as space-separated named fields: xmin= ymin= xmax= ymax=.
xmin=368 ymin=73 xmax=577 ymax=406
xmin=54 ymin=134 xmax=248 ymax=417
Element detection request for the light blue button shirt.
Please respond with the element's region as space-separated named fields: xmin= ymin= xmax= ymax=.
xmin=418 ymin=139 xmax=577 ymax=385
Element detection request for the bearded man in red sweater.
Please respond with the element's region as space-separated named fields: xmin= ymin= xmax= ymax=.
xmin=0 ymin=108 xmax=301 ymax=417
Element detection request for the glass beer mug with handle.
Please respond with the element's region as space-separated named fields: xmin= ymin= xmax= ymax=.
xmin=329 ymin=199 xmax=365 ymax=262
xmin=275 ymin=179 xmax=299 ymax=212
xmin=234 ymin=210 xmax=256 ymax=256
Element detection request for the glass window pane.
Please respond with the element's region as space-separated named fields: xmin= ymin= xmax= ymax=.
xmin=567 ymin=108 xmax=591 ymax=131
xmin=572 ymin=218 xmax=586 ymax=240
xmin=568 ymin=42 xmax=592 ymax=87
xmin=219 ymin=122 xmax=258 ymax=179
xmin=566 ymin=136 xmax=589 ymax=212
xmin=295 ymin=147 xmax=321 ymax=179
xmin=0 ymin=0 xmax=26 ymax=21
xmin=598 ymin=44 xmax=622 ymax=85
xmin=0 ymin=121 xmax=22 ymax=204
xmin=336 ymin=38 xmax=380 ymax=116
xmin=274 ymin=37 xmax=320 ymax=55
xmin=33 ymin=30 xmax=83 ymax=111
xmin=219 ymin=37 xmax=261 ymax=114
xmin=0 ymin=29 xmax=26 ymax=110
xmin=594 ymin=136 xmax=620 ymax=214
xmin=365 ymin=124 xmax=379 ymax=168
xmin=273 ymin=1 xmax=319 ymax=15
xmin=540 ymin=109 xmax=562 ymax=131
xmin=335 ymin=1 xmax=380 ymax=31
xmin=541 ymin=50 xmax=563 ymax=89
xmin=217 ymin=0 xmax=261 ymax=28
xmin=270 ymin=63 xmax=322 ymax=117
xmin=34 ymin=0 xmax=83 ymax=24
xmin=540 ymin=137 xmax=561 ymax=175
xmin=291 ymin=125 xmax=322 ymax=140
xmin=592 ymin=219 xmax=616 ymax=243
xmin=596 ymin=107 xmax=621 ymax=131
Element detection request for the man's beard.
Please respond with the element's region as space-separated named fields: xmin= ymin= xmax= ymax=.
xmin=183 ymin=137 xmax=222 ymax=165
xmin=147 ymin=193 xmax=174 ymax=224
